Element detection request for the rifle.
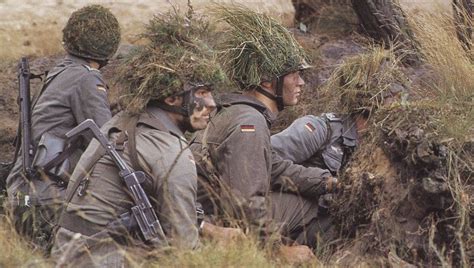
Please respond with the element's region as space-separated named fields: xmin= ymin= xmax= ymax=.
xmin=65 ymin=119 xmax=168 ymax=246
xmin=18 ymin=57 xmax=38 ymax=179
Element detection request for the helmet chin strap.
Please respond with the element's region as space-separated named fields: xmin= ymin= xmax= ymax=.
xmin=255 ymin=76 xmax=285 ymax=111
xmin=154 ymin=87 xmax=199 ymax=117
xmin=275 ymin=76 xmax=285 ymax=111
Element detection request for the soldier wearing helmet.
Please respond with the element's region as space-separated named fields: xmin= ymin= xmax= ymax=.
xmin=51 ymin=11 xmax=233 ymax=266
xmin=6 ymin=4 xmax=121 ymax=250
xmin=190 ymin=6 xmax=339 ymax=262
xmin=271 ymin=48 xmax=408 ymax=247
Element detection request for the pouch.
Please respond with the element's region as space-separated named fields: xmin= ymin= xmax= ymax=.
xmin=32 ymin=132 xmax=71 ymax=182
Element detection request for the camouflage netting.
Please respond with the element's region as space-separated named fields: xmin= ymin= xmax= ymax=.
xmin=115 ymin=7 xmax=226 ymax=114
xmin=62 ymin=5 xmax=121 ymax=61
xmin=214 ymin=5 xmax=309 ymax=89
xmin=319 ymin=46 xmax=409 ymax=115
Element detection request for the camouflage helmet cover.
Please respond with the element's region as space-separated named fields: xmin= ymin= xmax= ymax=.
xmin=324 ymin=47 xmax=408 ymax=115
xmin=62 ymin=5 xmax=121 ymax=61
xmin=216 ymin=6 xmax=310 ymax=89
xmin=116 ymin=11 xmax=226 ymax=114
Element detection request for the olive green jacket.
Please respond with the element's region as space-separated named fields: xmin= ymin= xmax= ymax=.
xmin=59 ymin=107 xmax=199 ymax=249
xmin=191 ymin=93 xmax=331 ymax=233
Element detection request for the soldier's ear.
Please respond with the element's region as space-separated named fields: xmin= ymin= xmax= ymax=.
xmin=163 ymin=95 xmax=183 ymax=106
xmin=260 ymin=81 xmax=274 ymax=92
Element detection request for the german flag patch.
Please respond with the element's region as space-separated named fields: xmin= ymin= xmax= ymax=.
xmin=240 ymin=125 xmax=256 ymax=133
xmin=304 ymin=122 xmax=315 ymax=133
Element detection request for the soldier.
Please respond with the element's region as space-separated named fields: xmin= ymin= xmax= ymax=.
xmin=190 ymin=6 xmax=339 ymax=260
xmin=271 ymin=49 xmax=407 ymax=247
xmin=51 ymin=12 xmax=229 ymax=266
xmin=5 ymin=5 xmax=121 ymax=248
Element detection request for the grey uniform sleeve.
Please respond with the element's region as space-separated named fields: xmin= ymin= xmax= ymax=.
xmin=271 ymin=115 xmax=332 ymax=198
xmin=214 ymin=111 xmax=273 ymax=229
xmin=71 ymin=72 xmax=112 ymax=128
xmin=136 ymin=130 xmax=199 ymax=249
xmin=271 ymin=115 xmax=328 ymax=163
xmin=271 ymin=151 xmax=331 ymax=199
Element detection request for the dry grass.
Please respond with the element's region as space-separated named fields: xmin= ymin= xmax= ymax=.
xmin=408 ymin=10 xmax=473 ymax=267
xmin=0 ymin=216 xmax=51 ymax=267
xmin=0 ymin=218 xmax=322 ymax=267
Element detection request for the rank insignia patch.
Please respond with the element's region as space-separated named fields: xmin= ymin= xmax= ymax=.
xmin=304 ymin=122 xmax=315 ymax=133
xmin=240 ymin=125 xmax=256 ymax=133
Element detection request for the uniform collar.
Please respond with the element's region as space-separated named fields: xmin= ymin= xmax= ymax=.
xmin=146 ymin=106 xmax=185 ymax=138
xmin=219 ymin=93 xmax=277 ymax=126
xmin=65 ymin=54 xmax=91 ymax=66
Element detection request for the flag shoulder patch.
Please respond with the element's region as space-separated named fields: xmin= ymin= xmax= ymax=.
xmin=240 ymin=125 xmax=256 ymax=133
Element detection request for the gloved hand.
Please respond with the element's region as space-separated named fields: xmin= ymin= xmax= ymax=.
xmin=278 ymin=244 xmax=316 ymax=264
xmin=325 ymin=176 xmax=341 ymax=193
xmin=200 ymin=221 xmax=245 ymax=246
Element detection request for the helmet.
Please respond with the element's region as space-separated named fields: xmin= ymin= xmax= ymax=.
xmin=328 ymin=47 xmax=408 ymax=115
xmin=116 ymin=11 xmax=226 ymax=115
xmin=62 ymin=5 xmax=121 ymax=61
xmin=216 ymin=6 xmax=311 ymax=90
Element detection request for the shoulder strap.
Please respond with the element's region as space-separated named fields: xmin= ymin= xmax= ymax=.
xmin=316 ymin=116 xmax=334 ymax=155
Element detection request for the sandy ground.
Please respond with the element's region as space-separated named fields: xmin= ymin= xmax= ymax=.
xmin=0 ymin=0 xmax=452 ymax=60
xmin=0 ymin=0 xmax=297 ymax=61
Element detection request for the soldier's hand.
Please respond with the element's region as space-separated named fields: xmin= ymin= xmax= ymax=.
xmin=278 ymin=244 xmax=316 ymax=264
xmin=200 ymin=221 xmax=245 ymax=246
xmin=325 ymin=176 xmax=341 ymax=193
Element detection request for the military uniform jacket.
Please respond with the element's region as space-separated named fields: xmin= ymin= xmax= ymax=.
xmin=59 ymin=107 xmax=199 ymax=249
xmin=191 ymin=93 xmax=331 ymax=231
xmin=6 ymin=54 xmax=111 ymax=204
xmin=271 ymin=113 xmax=358 ymax=175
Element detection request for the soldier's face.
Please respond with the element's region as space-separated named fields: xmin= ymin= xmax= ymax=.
xmin=188 ymin=88 xmax=216 ymax=131
xmin=282 ymin=71 xmax=305 ymax=106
